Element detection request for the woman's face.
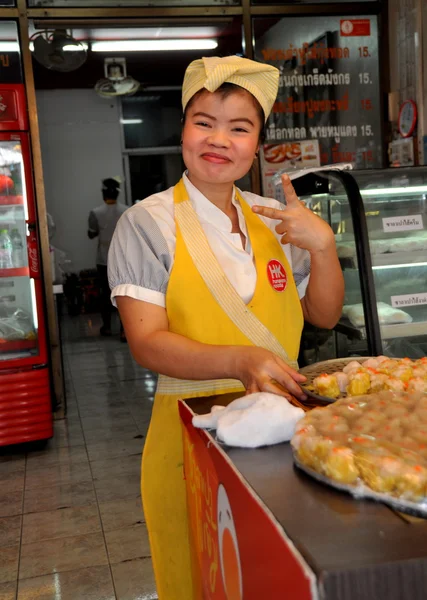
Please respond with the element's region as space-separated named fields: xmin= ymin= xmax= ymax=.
xmin=182 ymin=89 xmax=261 ymax=188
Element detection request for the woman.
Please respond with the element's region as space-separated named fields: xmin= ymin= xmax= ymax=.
xmin=108 ymin=55 xmax=344 ymax=599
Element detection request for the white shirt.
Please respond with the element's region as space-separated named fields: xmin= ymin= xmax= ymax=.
xmin=108 ymin=173 xmax=310 ymax=307
xmin=88 ymin=201 xmax=127 ymax=266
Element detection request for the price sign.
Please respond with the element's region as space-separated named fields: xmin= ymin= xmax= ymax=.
xmin=254 ymin=14 xmax=383 ymax=183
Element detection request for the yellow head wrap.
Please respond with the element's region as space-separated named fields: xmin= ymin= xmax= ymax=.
xmin=182 ymin=56 xmax=279 ymax=123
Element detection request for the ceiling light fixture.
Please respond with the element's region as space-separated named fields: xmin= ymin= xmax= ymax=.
xmin=63 ymin=43 xmax=89 ymax=51
xmin=0 ymin=42 xmax=19 ymax=52
xmin=91 ymin=39 xmax=218 ymax=52
xmin=120 ymin=118 xmax=143 ymax=124
xmin=28 ymin=41 xmax=88 ymax=52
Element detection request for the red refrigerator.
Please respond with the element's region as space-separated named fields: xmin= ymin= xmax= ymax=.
xmin=0 ymin=81 xmax=53 ymax=446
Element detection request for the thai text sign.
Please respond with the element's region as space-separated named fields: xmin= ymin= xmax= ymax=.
xmin=254 ymin=14 xmax=382 ymax=184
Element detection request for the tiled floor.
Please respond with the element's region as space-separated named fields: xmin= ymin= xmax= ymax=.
xmin=0 ymin=314 xmax=158 ymax=600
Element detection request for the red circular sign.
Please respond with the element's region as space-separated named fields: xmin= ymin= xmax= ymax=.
xmin=398 ymin=99 xmax=417 ymax=138
xmin=267 ymin=259 xmax=287 ymax=292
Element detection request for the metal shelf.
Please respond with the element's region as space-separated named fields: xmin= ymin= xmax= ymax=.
xmin=337 ymin=319 xmax=427 ymax=341
xmin=371 ymin=251 xmax=427 ymax=267
xmin=378 ymin=322 xmax=427 ymax=340
xmin=337 ymin=251 xmax=427 ymax=268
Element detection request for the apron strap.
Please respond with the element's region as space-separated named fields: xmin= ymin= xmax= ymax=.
xmin=157 ymin=375 xmax=244 ymax=396
xmin=173 ymin=179 xmax=298 ymax=370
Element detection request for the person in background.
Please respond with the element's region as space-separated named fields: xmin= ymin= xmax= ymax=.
xmin=88 ymin=177 xmax=127 ymax=340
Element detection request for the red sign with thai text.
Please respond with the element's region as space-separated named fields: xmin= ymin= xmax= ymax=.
xmin=340 ymin=19 xmax=371 ymax=37
xmin=179 ymin=401 xmax=317 ymax=600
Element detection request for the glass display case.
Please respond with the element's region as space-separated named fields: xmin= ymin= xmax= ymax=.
xmin=275 ymin=166 xmax=427 ymax=364
xmin=353 ymin=167 xmax=427 ymax=357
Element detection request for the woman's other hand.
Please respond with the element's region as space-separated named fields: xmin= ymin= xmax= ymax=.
xmin=252 ymin=173 xmax=335 ymax=254
xmin=117 ymin=297 xmax=308 ymax=394
xmin=233 ymin=346 xmax=307 ymax=399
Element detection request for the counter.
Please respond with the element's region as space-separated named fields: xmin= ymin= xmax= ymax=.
xmin=180 ymin=394 xmax=427 ymax=600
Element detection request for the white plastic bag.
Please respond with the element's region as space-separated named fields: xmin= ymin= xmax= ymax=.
xmin=193 ymin=392 xmax=304 ymax=448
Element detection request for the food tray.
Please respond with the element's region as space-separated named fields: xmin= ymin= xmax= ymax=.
xmin=294 ymin=453 xmax=427 ymax=519
xmin=299 ymin=356 xmax=375 ymax=403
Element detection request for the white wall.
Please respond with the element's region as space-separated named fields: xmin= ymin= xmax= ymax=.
xmin=36 ymin=90 xmax=124 ymax=273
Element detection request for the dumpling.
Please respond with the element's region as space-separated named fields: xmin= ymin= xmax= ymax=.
xmin=363 ymin=357 xmax=380 ymax=369
xmin=393 ymin=365 xmax=413 ymax=382
xmin=343 ymin=361 xmax=362 ymax=374
xmin=312 ymin=374 xmax=340 ymax=398
xmin=332 ymin=371 xmax=349 ymax=393
xmin=346 ymin=370 xmax=371 ymax=396
xmin=407 ymin=378 xmax=427 ymax=393
xmin=370 ymin=373 xmax=389 ymax=392
xmin=385 ymin=377 xmax=407 ymax=393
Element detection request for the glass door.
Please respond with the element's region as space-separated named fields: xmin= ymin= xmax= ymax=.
xmin=352 ymin=167 xmax=427 ymax=358
xmin=0 ymin=137 xmax=43 ymax=365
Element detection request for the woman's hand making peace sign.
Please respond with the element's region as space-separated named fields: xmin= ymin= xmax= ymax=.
xmin=252 ymin=173 xmax=335 ymax=254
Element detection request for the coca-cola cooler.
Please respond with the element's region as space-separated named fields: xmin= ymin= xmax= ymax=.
xmin=0 ymin=24 xmax=53 ymax=446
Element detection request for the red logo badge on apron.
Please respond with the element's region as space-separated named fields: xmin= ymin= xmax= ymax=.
xmin=267 ymin=259 xmax=287 ymax=292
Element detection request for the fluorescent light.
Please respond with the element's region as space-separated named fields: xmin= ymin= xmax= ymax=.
xmin=372 ymin=262 xmax=427 ymax=270
xmin=29 ymin=41 xmax=88 ymax=52
xmin=362 ymin=186 xmax=427 ymax=196
xmin=30 ymin=279 xmax=38 ymax=330
xmin=0 ymin=42 xmax=19 ymax=52
xmin=91 ymin=39 xmax=218 ymax=52
xmin=121 ymin=119 xmax=143 ymax=125
xmin=63 ymin=43 xmax=88 ymax=51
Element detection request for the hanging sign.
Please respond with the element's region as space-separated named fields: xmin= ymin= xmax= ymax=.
xmin=254 ymin=13 xmax=383 ymax=189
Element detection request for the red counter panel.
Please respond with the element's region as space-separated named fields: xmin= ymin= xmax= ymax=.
xmin=0 ymin=368 xmax=53 ymax=445
xmin=179 ymin=400 xmax=317 ymax=600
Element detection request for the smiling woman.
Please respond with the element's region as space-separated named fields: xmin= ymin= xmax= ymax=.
xmin=181 ymin=89 xmax=261 ymax=191
xmin=107 ymin=54 xmax=344 ymax=599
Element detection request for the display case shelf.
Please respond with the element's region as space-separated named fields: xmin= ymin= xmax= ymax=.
xmin=378 ymin=322 xmax=427 ymax=340
xmin=338 ymin=319 xmax=427 ymax=341
xmin=371 ymin=251 xmax=427 ymax=268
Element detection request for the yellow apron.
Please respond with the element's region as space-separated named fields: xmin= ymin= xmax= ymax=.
xmin=141 ymin=179 xmax=303 ymax=599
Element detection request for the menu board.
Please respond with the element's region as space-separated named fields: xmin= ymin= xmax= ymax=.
xmin=254 ymin=15 xmax=383 ymax=189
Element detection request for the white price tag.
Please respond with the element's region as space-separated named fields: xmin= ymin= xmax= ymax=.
xmin=391 ymin=293 xmax=427 ymax=308
xmin=382 ymin=214 xmax=423 ymax=232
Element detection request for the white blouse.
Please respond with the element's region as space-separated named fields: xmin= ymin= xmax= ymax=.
xmin=108 ymin=172 xmax=311 ymax=308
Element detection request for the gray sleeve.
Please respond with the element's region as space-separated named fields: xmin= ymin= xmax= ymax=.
xmin=290 ymin=245 xmax=311 ymax=298
xmin=107 ymin=206 xmax=172 ymax=306
xmin=88 ymin=210 xmax=99 ymax=233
